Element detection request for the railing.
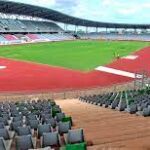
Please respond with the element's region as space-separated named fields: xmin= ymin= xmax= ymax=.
xmin=0 ymin=80 xmax=136 ymax=102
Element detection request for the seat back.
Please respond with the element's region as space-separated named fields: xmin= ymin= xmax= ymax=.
xmin=56 ymin=113 xmax=65 ymax=122
xmin=67 ymin=129 xmax=84 ymax=144
xmin=0 ymin=129 xmax=10 ymax=140
xmin=42 ymin=114 xmax=52 ymax=122
xmin=11 ymin=121 xmax=23 ymax=132
xmin=2 ymin=114 xmax=10 ymax=120
xmin=42 ymin=132 xmax=59 ymax=148
xmin=58 ymin=122 xmax=71 ymax=135
xmin=0 ymin=123 xmax=5 ymax=129
xmin=29 ymin=120 xmax=39 ymax=129
xmin=27 ymin=114 xmax=37 ymax=120
xmin=45 ymin=118 xmax=56 ymax=128
xmin=13 ymin=116 xmax=22 ymax=122
xmin=18 ymin=126 xmax=31 ymax=136
xmin=16 ymin=135 xmax=34 ymax=150
xmin=142 ymin=108 xmax=150 ymax=117
xmin=0 ymin=117 xmax=8 ymax=126
xmin=38 ymin=124 xmax=52 ymax=138
xmin=0 ymin=138 xmax=6 ymax=150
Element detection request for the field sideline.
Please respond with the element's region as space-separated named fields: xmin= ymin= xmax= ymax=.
xmin=0 ymin=40 xmax=149 ymax=71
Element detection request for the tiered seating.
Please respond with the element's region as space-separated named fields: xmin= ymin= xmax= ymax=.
xmin=3 ymin=34 xmax=18 ymax=41
xmin=36 ymin=34 xmax=49 ymax=41
xmin=0 ymin=33 xmax=75 ymax=45
xmin=26 ymin=34 xmax=41 ymax=40
xmin=101 ymin=33 xmax=150 ymax=41
xmin=42 ymin=33 xmax=74 ymax=41
xmin=25 ymin=33 xmax=74 ymax=42
xmin=0 ymin=18 xmax=74 ymax=45
xmin=0 ymin=34 xmax=21 ymax=45
xmin=0 ymin=35 xmax=7 ymax=41
xmin=53 ymin=33 xmax=74 ymax=41
xmin=78 ymin=32 xmax=150 ymax=41
xmin=1 ymin=34 xmax=21 ymax=44
xmin=0 ymin=18 xmax=63 ymax=32
xmin=15 ymin=34 xmax=26 ymax=39
xmin=80 ymin=87 xmax=150 ymax=117
xmin=0 ymin=99 xmax=86 ymax=150
xmin=42 ymin=34 xmax=61 ymax=41
xmin=78 ymin=33 xmax=101 ymax=39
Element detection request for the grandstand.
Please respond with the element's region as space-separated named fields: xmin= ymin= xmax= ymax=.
xmin=0 ymin=0 xmax=149 ymax=149
xmin=0 ymin=18 xmax=75 ymax=44
xmin=0 ymin=19 xmax=62 ymax=32
xmin=0 ymin=99 xmax=87 ymax=150
xmin=80 ymin=88 xmax=150 ymax=117
xmin=0 ymin=1 xmax=149 ymax=45
xmin=79 ymin=32 xmax=150 ymax=41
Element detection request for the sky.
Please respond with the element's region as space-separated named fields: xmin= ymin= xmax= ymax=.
xmin=11 ymin=0 xmax=150 ymax=24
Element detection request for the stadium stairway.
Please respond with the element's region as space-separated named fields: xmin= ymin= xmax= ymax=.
xmin=57 ymin=99 xmax=150 ymax=149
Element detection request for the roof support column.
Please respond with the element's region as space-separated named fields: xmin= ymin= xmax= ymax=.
xmin=64 ymin=24 xmax=68 ymax=31
xmin=96 ymin=27 xmax=98 ymax=33
xmin=134 ymin=28 xmax=137 ymax=34
xmin=75 ymin=25 xmax=78 ymax=33
xmin=86 ymin=26 xmax=88 ymax=33
xmin=106 ymin=27 xmax=108 ymax=33
xmin=115 ymin=28 xmax=118 ymax=33
xmin=124 ymin=28 xmax=127 ymax=34
xmin=66 ymin=24 xmax=68 ymax=31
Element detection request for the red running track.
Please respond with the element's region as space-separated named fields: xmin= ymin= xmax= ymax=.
xmin=0 ymin=47 xmax=149 ymax=93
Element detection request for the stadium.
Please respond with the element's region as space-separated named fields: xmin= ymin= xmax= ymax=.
xmin=0 ymin=0 xmax=149 ymax=149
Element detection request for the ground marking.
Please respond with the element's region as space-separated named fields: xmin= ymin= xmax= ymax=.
xmin=0 ymin=66 xmax=7 ymax=69
xmin=95 ymin=66 xmax=142 ymax=79
xmin=122 ymin=55 xmax=138 ymax=60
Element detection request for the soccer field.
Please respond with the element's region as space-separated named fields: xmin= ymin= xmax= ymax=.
xmin=0 ymin=40 xmax=149 ymax=71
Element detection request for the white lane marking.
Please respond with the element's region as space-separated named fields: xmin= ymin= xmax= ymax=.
xmin=95 ymin=66 xmax=142 ymax=79
xmin=122 ymin=55 xmax=138 ymax=60
xmin=0 ymin=66 xmax=7 ymax=69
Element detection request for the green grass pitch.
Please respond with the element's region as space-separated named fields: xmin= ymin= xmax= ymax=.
xmin=0 ymin=40 xmax=149 ymax=71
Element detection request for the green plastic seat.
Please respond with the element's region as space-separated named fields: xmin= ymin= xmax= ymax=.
xmin=66 ymin=142 xmax=86 ymax=150
xmin=62 ymin=116 xmax=73 ymax=125
xmin=52 ymin=109 xmax=60 ymax=117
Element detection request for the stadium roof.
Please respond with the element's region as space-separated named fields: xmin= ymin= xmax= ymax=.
xmin=0 ymin=0 xmax=150 ymax=29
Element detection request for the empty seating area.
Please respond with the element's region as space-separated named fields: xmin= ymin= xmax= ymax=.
xmin=0 ymin=18 xmax=76 ymax=45
xmin=0 ymin=33 xmax=75 ymax=45
xmin=101 ymin=33 xmax=150 ymax=41
xmin=0 ymin=19 xmax=63 ymax=32
xmin=0 ymin=99 xmax=86 ymax=150
xmin=78 ymin=32 xmax=150 ymax=41
xmin=24 ymin=33 xmax=74 ymax=42
xmin=80 ymin=87 xmax=150 ymax=117
xmin=41 ymin=33 xmax=75 ymax=41
xmin=78 ymin=33 xmax=101 ymax=40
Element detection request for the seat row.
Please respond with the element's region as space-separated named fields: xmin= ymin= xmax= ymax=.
xmin=79 ymin=88 xmax=150 ymax=117
xmin=0 ymin=99 xmax=86 ymax=150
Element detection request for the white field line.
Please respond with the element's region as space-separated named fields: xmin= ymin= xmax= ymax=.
xmin=0 ymin=66 xmax=7 ymax=69
xmin=95 ymin=66 xmax=142 ymax=79
xmin=122 ymin=55 xmax=138 ymax=60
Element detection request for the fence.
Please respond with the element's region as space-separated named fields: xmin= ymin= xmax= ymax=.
xmin=0 ymin=80 xmax=136 ymax=102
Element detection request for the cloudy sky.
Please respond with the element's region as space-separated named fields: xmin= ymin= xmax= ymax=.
xmin=12 ymin=0 xmax=150 ymax=24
